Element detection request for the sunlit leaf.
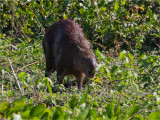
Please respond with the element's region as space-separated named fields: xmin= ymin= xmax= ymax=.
xmin=121 ymin=0 xmax=127 ymax=5
xmin=76 ymin=108 xmax=90 ymax=120
xmin=80 ymin=86 xmax=88 ymax=104
xmin=114 ymin=1 xmax=119 ymax=11
xmin=0 ymin=101 xmax=7 ymax=111
xmin=52 ymin=107 xmax=64 ymax=120
xmin=18 ymin=72 xmax=25 ymax=78
xmin=13 ymin=96 xmax=26 ymax=107
xmin=63 ymin=13 xmax=67 ymax=20
xmin=128 ymin=105 xmax=140 ymax=117
xmin=148 ymin=111 xmax=160 ymax=120
xmin=114 ymin=105 xmax=120 ymax=116
xmin=30 ymin=104 xmax=46 ymax=118
xmin=41 ymin=112 xmax=49 ymax=119
xmin=95 ymin=49 xmax=102 ymax=60
xmin=106 ymin=102 xmax=114 ymax=119
xmin=105 ymin=67 xmax=111 ymax=80
xmin=128 ymin=53 xmax=134 ymax=64
xmin=21 ymin=110 xmax=30 ymax=119
xmin=23 ymin=104 xmax=32 ymax=112
xmin=152 ymin=33 xmax=160 ymax=37
xmin=69 ymin=96 xmax=78 ymax=110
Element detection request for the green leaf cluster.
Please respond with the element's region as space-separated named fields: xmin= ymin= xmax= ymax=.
xmin=1 ymin=0 xmax=160 ymax=120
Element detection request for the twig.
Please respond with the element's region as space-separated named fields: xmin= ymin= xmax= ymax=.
xmin=12 ymin=1 xmax=25 ymax=38
xmin=140 ymin=0 xmax=155 ymax=35
xmin=19 ymin=1 xmax=45 ymax=34
xmin=152 ymin=39 xmax=160 ymax=49
xmin=107 ymin=79 xmax=123 ymax=84
xmin=8 ymin=58 xmax=22 ymax=92
xmin=17 ymin=61 xmax=42 ymax=71
xmin=92 ymin=41 xmax=106 ymax=50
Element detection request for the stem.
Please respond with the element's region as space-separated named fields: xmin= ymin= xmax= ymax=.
xmin=8 ymin=58 xmax=22 ymax=93
xmin=140 ymin=0 xmax=155 ymax=35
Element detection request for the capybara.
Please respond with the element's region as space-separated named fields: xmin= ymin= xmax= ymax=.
xmin=43 ymin=19 xmax=96 ymax=89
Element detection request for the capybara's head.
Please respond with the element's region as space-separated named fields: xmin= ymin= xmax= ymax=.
xmin=74 ymin=46 xmax=96 ymax=78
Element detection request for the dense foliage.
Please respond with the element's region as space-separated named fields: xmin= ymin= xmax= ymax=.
xmin=0 ymin=0 xmax=160 ymax=119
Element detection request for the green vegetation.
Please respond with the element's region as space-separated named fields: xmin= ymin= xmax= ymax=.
xmin=0 ymin=0 xmax=160 ymax=119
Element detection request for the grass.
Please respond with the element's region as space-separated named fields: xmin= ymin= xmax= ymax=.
xmin=0 ymin=34 xmax=160 ymax=119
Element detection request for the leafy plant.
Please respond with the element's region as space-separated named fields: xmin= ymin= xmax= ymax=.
xmin=0 ymin=0 xmax=160 ymax=119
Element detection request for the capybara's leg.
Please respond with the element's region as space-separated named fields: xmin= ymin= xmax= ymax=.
xmin=45 ymin=53 xmax=56 ymax=79
xmin=56 ymin=65 xmax=64 ymax=84
xmin=75 ymin=73 xmax=85 ymax=89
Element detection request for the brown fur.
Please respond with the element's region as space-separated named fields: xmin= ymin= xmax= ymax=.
xmin=43 ymin=19 xmax=96 ymax=89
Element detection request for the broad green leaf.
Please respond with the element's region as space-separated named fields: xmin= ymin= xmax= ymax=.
xmin=125 ymin=57 xmax=130 ymax=69
xmin=128 ymin=53 xmax=134 ymax=64
xmin=139 ymin=6 xmax=144 ymax=11
xmin=40 ymin=108 xmax=52 ymax=119
xmin=128 ymin=105 xmax=140 ymax=117
xmin=119 ymin=51 xmax=126 ymax=60
xmin=23 ymin=104 xmax=32 ymax=112
xmin=121 ymin=0 xmax=127 ymax=5
xmin=63 ymin=13 xmax=67 ymax=20
xmin=105 ymin=67 xmax=111 ymax=80
xmin=95 ymin=49 xmax=102 ymax=60
xmin=90 ymin=109 xmax=97 ymax=118
xmin=21 ymin=110 xmax=30 ymax=119
xmin=111 ymin=65 xmax=118 ymax=74
xmin=114 ymin=1 xmax=119 ymax=11
xmin=131 ymin=114 xmax=144 ymax=120
xmin=157 ymin=68 xmax=160 ymax=76
xmin=101 ymin=7 xmax=106 ymax=12
xmin=76 ymin=107 xmax=90 ymax=120
xmin=148 ymin=111 xmax=160 ymax=120
xmin=52 ymin=107 xmax=64 ymax=120
xmin=9 ymin=106 xmax=24 ymax=116
xmin=0 ymin=101 xmax=7 ymax=111
xmin=106 ymin=102 xmax=114 ymax=119
xmin=152 ymin=33 xmax=160 ymax=37
xmin=30 ymin=104 xmax=46 ymax=118
xmin=44 ymin=77 xmax=52 ymax=95
xmin=4 ymin=103 xmax=11 ymax=118
xmin=13 ymin=96 xmax=26 ymax=107
xmin=80 ymin=86 xmax=88 ymax=104
xmin=115 ymin=20 xmax=121 ymax=23
xmin=69 ymin=96 xmax=78 ymax=110
xmin=117 ymin=116 xmax=127 ymax=120
xmin=41 ymin=112 xmax=49 ymax=119
xmin=114 ymin=105 xmax=120 ymax=116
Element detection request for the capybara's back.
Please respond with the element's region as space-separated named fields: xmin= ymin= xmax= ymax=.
xmin=43 ymin=19 xmax=96 ymax=89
